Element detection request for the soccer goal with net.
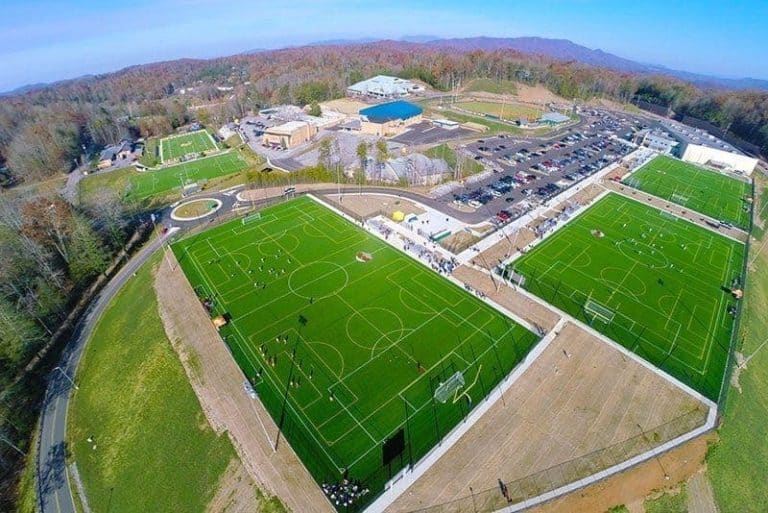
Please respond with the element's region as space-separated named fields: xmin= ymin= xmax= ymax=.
xmin=242 ymin=212 xmax=262 ymax=225
xmin=671 ymin=193 xmax=689 ymax=205
xmin=584 ymin=299 xmax=615 ymax=324
xmin=434 ymin=371 xmax=465 ymax=404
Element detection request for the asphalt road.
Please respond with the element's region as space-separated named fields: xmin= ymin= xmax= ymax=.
xmin=35 ymin=185 xmax=447 ymax=513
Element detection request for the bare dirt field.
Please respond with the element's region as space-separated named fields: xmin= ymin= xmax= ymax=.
xmin=154 ymin=254 xmax=333 ymax=513
xmin=385 ymin=321 xmax=709 ymax=513
xmin=531 ymin=434 xmax=713 ymax=513
xmin=321 ymin=193 xmax=425 ymax=219
xmin=320 ymin=98 xmax=370 ymax=115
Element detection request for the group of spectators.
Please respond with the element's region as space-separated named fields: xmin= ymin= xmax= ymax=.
xmin=368 ymin=219 xmax=458 ymax=275
xmin=321 ymin=479 xmax=370 ymax=508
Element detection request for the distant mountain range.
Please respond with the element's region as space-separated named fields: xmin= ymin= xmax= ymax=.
xmin=420 ymin=36 xmax=768 ymax=91
xmin=306 ymin=35 xmax=768 ymax=91
xmin=4 ymin=35 xmax=767 ymax=96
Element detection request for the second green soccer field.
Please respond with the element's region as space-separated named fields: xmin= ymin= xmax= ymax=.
xmin=624 ymin=155 xmax=751 ymax=229
xmin=171 ymin=196 xmax=538 ymax=499
xmin=512 ymin=193 xmax=745 ymax=400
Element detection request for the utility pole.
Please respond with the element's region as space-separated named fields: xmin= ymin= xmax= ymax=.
xmin=54 ymin=366 xmax=79 ymax=390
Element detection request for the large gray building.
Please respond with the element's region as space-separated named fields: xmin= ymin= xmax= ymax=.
xmin=347 ymin=75 xmax=423 ymax=99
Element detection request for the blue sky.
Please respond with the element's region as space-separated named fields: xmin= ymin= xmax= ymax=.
xmin=1 ymin=0 xmax=766 ymax=92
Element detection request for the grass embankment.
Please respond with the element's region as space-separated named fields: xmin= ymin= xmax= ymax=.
xmin=708 ymin=175 xmax=768 ymax=512
xmin=67 ymin=255 xmax=234 ymax=513
xmin=14 ymin=430 xmax=38 ymax=513
xmin=644 ymin=485 xmax=687 ymax=513
xmin=423 ymin=144 xmax=483 ymax=176
xmin=464 ymin=78 xmax=518 ymax=95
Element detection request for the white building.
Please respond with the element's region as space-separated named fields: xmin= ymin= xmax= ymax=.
xmin=641 ymin=131 xmax=679 ymax=154
xmin=660 ymin=121 xmax=758 ymax=175
xmin=347 ymin=75 xmax=423 ymax=99
xmin=375 ymin=153 xmax=449 ymax=186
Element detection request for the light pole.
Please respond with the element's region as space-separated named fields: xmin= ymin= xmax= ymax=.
xmin=54 ymin=366 xmax=79 ymax=390
xmin=469 ymin=486 xmax=478 ymax=513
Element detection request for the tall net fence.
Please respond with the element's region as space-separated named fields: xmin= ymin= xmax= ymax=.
xmin=409 ymin=407 xmax=707 ymax=513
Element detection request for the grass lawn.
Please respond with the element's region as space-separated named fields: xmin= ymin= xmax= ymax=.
xmin=624 ymin=155 xmax=752 ymax=230
xmin=78 ymin=167 xmax=135 ymax=204
xmin=68 ymin=255 xmax=235 ymax=513
xmin=138 ymin=138 xmax=160 ymax=167
xmin=464 ymin=78 xmax=518 ymax=95
xmin=171 ymin=196 xmax=538 ymax=505
xmin=511 ymin=193 xmax=745 ymax=400
xmin=454 ymin=100 xmax=541 ymax=121
xmin=160 ymin=130 xmax=219 ymax=162
xmin=129 ymin=151 xmax=248 ymax=200
xmin=423 ymin=144 xmax=483 ymax=176
xmin=708 ymin=175 xmax=768 ymax=512
xmin=173 ymin=199 xmax=220 ymax=218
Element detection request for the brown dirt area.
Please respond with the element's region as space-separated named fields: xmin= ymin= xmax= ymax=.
xmin=465 ymin=82 xmax=569 ymax=106
xmin=321 ymin=193 xmax=425 ymax=219
xmin=205 ymin=458 xmax=259 ymax=513
xmin=452 ymin=265 xmax=559 ymax=332
xmin=385 ymin=321 xmax=709 ymax=513
xmin=319 ymin=98 xmax=370 ymax=116
xmin=154 ymin=253 xmax=333 ymax=513
xmin=530 ymin=434 xmax=713 ymax=513
xmin=603 ymin=181 xmax=749 ymax=242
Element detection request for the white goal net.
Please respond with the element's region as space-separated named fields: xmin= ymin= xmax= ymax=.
xmin=434 ymin=371 xmax=465 ymax=403
xmin=242 ymin=212 xmax=262 ymax=225
xmin=584 ymin=299 xmax=615 ymax=324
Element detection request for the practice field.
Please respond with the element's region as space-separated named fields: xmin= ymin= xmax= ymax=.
xmin=454 ymin=100 xmax=542 ymax=121
xmin=171 ymin=196 xmax=538 ymax=506
xmin=511 ymin=193 xmax=744 ymax=400
xmin=624 ymin=155 xmax=752 ymax=230
xmin=129 ymin=152 xmax=247 ymax=200
xmin=160 ymin=130 xmax=219 ymax=162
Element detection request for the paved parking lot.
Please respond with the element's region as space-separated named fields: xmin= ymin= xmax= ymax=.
xmin=390 ymin=121 xmax=474 ymax=146
xmin=441 ymin=110 xmax=641 ymax=224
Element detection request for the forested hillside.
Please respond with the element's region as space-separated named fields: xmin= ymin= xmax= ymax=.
xmin=1 ymin=41 xmax=766 ymax=187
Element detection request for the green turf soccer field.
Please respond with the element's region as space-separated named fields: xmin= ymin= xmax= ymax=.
xmin=623 ymin=155 xmax=752 ymax=230
xmin=128 ymin=152 xmax=246 ymax=200
xmin=511 ymin=193 xmax=745 ymax=400
xmin=160 ymin=130 xmax=219 ymax=162
xmin=171 ymin=196 xmax=538 ymax=505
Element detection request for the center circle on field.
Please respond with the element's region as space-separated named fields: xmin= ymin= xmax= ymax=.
xmin=288 ymin=261 xmax=348 ymax=300
xmin=599 ymin=267 xmax=647 ymax=299
xmin=616 ymin=239 xmax=669 ymax=269
xmin=257 ymin=233 xmax=300 ymax=256
xmin=346 ymin=308 xmax=405 ymax=351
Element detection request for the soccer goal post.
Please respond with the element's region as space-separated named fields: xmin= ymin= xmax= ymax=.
xmin=584 ymin=299 xmax=615 ymax=324
xmin=671 ymin=193 xmax=689 ymax=205
xmin=242 ymin=212 xmax=262 ymax=225
xmin=434 ymin=371 xmax=465 ymax=404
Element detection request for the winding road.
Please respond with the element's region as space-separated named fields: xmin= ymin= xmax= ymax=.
xmin=36 ymin=185 xmax=448 ymax=513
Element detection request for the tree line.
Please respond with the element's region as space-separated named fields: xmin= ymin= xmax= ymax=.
xmin=2 ymin=41 xmax=766 ymax=187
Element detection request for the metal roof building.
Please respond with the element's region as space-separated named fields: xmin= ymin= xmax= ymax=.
xmin=540 ymin=112 xmax=570 ymax=125
xmin=347 ymin=75 xmax=422 ymax=99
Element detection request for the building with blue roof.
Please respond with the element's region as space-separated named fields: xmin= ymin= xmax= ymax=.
xmin=359 ymin=100 xmax=423 ymax=136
